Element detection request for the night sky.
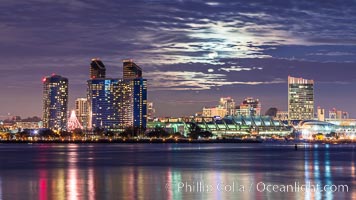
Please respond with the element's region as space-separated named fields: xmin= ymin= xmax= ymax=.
xmin=1 ymin=0 xmax=356 ymax=118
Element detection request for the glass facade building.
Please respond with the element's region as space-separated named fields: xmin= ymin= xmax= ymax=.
xmin=87 ymin=79 xmax=121 ymax=129
xmin=86 ymin=59 xmax=148 ymax=130
xmin=42 ymin=75 xmax=68 ymax=131
xmin=132 ymin=78 xmax=147 ymax=128
xmin=288 ymin=76 xmax=314 ymax=120
xmin=90 ymin=58 xmax=106 ymax=79
xmin=123 ymin=59 xmax=142 ymax=79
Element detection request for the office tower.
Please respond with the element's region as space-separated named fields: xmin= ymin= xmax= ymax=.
xmin=236 ymin=97 xmax=261 ymax=116
xmin=90 ymin=58 xmax=106 ymax=79
xmin=42 ymin=74 xmax=68 ymax=130
xmin=288 ymin=76 xmax=314 ymax=120
xmin=75 ymin=98 xmax=88 ymax=128
xmin=219 ymin=97 xmax=235 ymax=116
xmin=123 ymin=59 xmax=142 ymax=79
xmin=87 ymin=79 xmax=121 ymax=129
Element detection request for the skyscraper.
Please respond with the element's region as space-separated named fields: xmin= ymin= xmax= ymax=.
xmin=132 ymin=78 xmax=147 ymax=128
xmin=86 ymin=59 xmax=148 ymax=130
xmin=87 ymin=79 xmax=121 ymax=129
xmin=123 ymin=59 xmax=142 ymax=79
xmin=75 ymin=98 xmax=88 ymax=128
xmin=288 ymin=76 xmax=314 ymax=120
xmin=90 ymin=58 xmax=106 ymax=79
xmin=120 ymin=60 xmax=147 ymax=129
xmin=42 ymin=74 xmax=68 ymax=130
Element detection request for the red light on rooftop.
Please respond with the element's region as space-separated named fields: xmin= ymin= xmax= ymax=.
xmin=42 ymin=77 xmax=47 ymax=83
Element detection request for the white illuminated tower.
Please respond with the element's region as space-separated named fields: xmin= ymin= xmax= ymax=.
xmin=67 ymin=110 xmax=83 ymax=131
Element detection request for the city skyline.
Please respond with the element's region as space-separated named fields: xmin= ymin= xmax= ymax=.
xmin=0 ymin=0 xmax=356 ymax=118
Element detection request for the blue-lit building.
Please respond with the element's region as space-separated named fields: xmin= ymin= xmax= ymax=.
xmin=87 ymin=59 xmax=148 ymax=130
xmin=132 ymin=78 xmax=147 ymax=128
xmin=42 ymin=74 xmax=68 ymax=131
xmin=87 ymin=79 xmax=121 ymax=129
xmin=121 ymin=59 xmax=147 ymax=129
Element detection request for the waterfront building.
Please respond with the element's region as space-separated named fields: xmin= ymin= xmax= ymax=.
xmin=288 ymin=76 xmax=314 ymax=120
xmin=16 ymin=121 xmax=42 ymax=130
xmin=120 ymin=60 xmax=147 ymax=129
xmin=42 ymin=74 xmax=68 ymax=131
xmin=75 ymin=98 xmax=88 ymax=128
xmin=202 ymin=106 xmax=227 ymax=118
xmin=276 ymin=111 xmax=288 ymax=120
xmin=317 ymin=107 xmax=325 ymax=121
xmin=123 ymin=59 xmax=142 ymax=79
xmin=236 ymin=97 xmax=261 ymax=116
xmin=146 ymin=115 xmax=293 ymax=137
xmin=90 ymin=58 xmax=106 ymax=79
xmin=147 ymin=102 xmax=156 ymax=121
xmin=219 ymin=97 xmax=236 ymax=116
xmin=329 ymin=108 xmax=349 ymax=119
xmin=87 ymin=59 xmax=147 ymax=130
xmin=118 ymin=78 xmax=147 ymax=128
xmin=87 ymin=78 xmax=121 ymax=129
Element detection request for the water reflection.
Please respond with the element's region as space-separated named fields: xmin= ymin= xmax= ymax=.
xmin=0 ymin=144 xmax=354 ymax=199
xmin=67 ymin=144 xmax=78 ymax=200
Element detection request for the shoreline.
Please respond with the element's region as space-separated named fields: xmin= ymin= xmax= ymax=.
xmin=0 ymin=138 xmax=355 ymax=144
xmin=0 ymin=138 xmax=262 ymax=144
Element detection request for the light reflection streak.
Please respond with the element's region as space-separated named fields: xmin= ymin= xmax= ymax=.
xmin=166 ymin=168 xmax=173 ymax=200
xmin=66 ymin=145 xmax=78 ymax=200
xmin=0 ymin=177 xmax=2 ymax=200
xmin=39 ymin=170 xmax=47 ymax=200
xmin=88 ymin=168 xmax=95 ymax=200
xmin=55 ymin=169 xmax=65 ymax=200
xmin=313 ymin=145 xmax=322 ymax=200
xmin=324 ymin=145 xmax=333 ymax=200
xmin=304 ymin=146 xmax=310 ymax=200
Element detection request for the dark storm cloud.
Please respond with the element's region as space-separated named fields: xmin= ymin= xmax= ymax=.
xmin=0 ymin=0 xmax=356 ymax=117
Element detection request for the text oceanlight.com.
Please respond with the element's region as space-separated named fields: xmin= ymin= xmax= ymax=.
xmin=166 ymin=181 xmax=349 ymax=193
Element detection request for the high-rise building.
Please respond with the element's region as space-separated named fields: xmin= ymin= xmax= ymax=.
xmin=42 ymin=74 xmax=68 ymax=131
xmin=87 ymin=59 xmax=148 ymax=130
xmin=123 ymin=59 xmax=142 ymax=79
xmin=132 ymin=78 xmax=147 ymax=128
xmin=87 ymin=79 xmax=121 ymax=129
xmin=75 ymin=98 xmax=88 ymax=128
xmin=288 ymin=76 xmax=314 ymax=120
xmin=90 ymin=58 xmax=106 ymax=79
xmin=120 ymin=60 xmax=147 ymax=129
xmin=118 ymin=78 xmax=147 ymax=128
xmin=236 ymin=97 xmax=261 ymax=116
xmin=147 ymin=102 xmax=156 ymax=121
xmin=219 ymin=97 xmax=235 ymax=116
